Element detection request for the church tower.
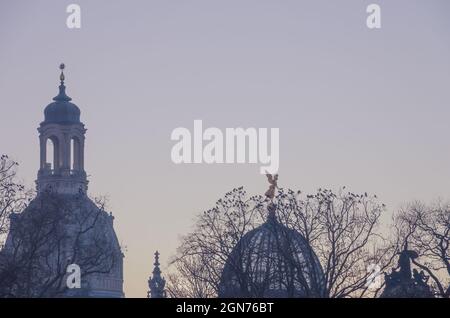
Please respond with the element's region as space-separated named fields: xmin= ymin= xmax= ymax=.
xmin=37 ymin=63 xmax=88 ymax=194
xmin=1 ymin=64 xmax=124 ymax=297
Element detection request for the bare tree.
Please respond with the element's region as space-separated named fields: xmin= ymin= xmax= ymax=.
xmin=0 ymin=191 xmax=119 ymax=297
xmin=165 ymin=256 xmax=217 ymax=298
xmin=0 ymin=155 xmax=31 ymax=247
xmin=167 ymin=187 xmax=263 ymax=298
xmin=281 ymin=188 xmax=397 ymax=297
xmin=167 ymin=187 xmax=394 ymax=298
xmin=394 ymin=201 xmax=450 ymax=298
xmin=0 ymin=155 xmax=120 ymax=298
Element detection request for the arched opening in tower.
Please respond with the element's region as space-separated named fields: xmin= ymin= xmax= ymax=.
xmin=71 ymin=136 xmax=81 ymax=173
xmin=46 ymin=137 xmax=59 ymax=172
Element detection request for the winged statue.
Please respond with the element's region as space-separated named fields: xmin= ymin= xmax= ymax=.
xmin=265 ymin=173 xmax=278 ymax=200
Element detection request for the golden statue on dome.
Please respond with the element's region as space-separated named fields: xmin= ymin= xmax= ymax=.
xmin=265 ymin=173 xmax=278 ymax=200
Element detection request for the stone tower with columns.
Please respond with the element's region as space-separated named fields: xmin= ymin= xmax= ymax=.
xmin=37 ymin=63 xmax=88 ymax=194
xmin=2 ymin=64 xmax=124 ymax=297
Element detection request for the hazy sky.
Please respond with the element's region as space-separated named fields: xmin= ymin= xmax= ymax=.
xmin=1 ymin=0 xmax=449 ymax=297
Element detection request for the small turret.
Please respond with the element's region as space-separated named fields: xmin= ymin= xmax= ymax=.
xmin=148 ymin=251 xmax=166 ymax=298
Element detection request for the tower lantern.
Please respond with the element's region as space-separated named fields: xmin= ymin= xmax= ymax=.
xmin=37 ymin=63 xmax=87 ymax=194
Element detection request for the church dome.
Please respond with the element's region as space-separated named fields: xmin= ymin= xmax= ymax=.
xmin=44 ymin=86 xmax=80 ymax=124
xmin=43 ymin=64 xmax=81 ymax=124
xmin=218 ymin=204 xmax=326 ymax=298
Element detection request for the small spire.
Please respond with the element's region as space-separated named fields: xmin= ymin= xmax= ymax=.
xmin=267 ymin=202 xmax=277 ymax=222
xmin=53 ymin=63 xmax=72 ymax=102
xmin=148 ymin=250 xmax=166 ymax=298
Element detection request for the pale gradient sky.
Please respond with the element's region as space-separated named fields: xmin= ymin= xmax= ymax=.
xmin=1 ymin=0 xmax=450 ymax=297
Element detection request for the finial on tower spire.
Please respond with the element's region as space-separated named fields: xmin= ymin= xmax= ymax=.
xmin=53 ymin=63 xmax=71 ymax=102
xmin=154 ymin=251 xmax=160 ymax=266
xmin=59 ymin=63 xmax=65 ymax=83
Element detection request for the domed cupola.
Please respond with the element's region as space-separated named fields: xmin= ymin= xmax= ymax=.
xmin=43 ymin=63 xmax=81 ymax=124
xmin=218 ymin=175 xmax=327 ymax=298
xmin=37 ymin=63 xmax=87 ymax=194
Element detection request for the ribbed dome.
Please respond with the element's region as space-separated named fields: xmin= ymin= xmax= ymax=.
xmin=43 ymin=84 xmax=80 ymax=124
xmin=218 ymin=206 xmax=326 ymax=298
